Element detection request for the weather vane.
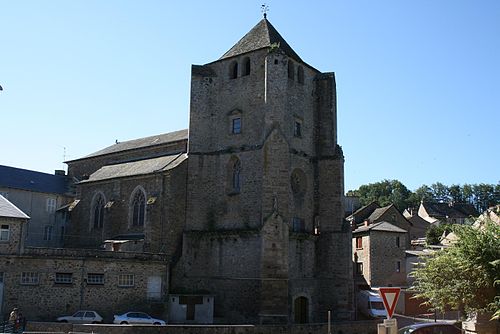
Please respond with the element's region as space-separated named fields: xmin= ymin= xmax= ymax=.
xmin=261 ymin=4 xmax=269 ymax=19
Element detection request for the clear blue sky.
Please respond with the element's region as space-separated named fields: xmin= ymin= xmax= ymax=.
xmin=1 ymin=0 xmax=499 ymax=192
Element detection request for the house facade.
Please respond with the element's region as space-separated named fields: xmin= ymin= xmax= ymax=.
xmin=352 ymin=221 xmax=408 ymax=289
xmin=0 ymin=165 xmax=72 ymax=247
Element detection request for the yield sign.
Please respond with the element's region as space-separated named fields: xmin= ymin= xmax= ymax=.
xmin=378 ymin=287 xmax=401 ymax=319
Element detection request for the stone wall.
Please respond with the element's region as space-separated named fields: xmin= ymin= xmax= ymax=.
xmin=368 ymin=230 xmax=407 ymax=287
xmin=0 ymin=249 xmax=169 ymax=321
xmin=26 ymin=320 xmax=381 ymax=334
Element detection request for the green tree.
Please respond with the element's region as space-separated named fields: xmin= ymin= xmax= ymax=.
xmin=355 ymin=179 xmax=411 ymax=210
xmin=448 ymin=184 xmax=463 ymax=203
xmin=425 ymin=223 xmax=453 ymax=245
xmin=430 ymin=182 xmax=450 ymax=203
xmin=412 ymin=222 xmax=500 ymax=319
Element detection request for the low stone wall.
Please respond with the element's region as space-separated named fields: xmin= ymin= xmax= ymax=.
xmin=26 ymin=320 xmax=380 ymax=334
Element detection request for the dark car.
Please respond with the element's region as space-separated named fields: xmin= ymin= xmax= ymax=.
xmin=399 ymin=322 xmax=462 ymax=334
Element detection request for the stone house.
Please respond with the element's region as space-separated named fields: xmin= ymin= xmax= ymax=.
xmin=60 ymin=17 xmax=353 ymax=324
xmin=418 ymin=201 xmax=478 ymax=225
xmin=348 ymin=202 xmax=413 ymax=244
xmin=352 ymin=221 xmax=408 ymax=289
xmin=0 ymin=195 xmax=29 ymax=256
xmin=0 ymin=165 xmax=73 ymax=247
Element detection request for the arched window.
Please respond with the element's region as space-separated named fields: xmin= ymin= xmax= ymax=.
xmin=227 ymin=157 xmax=242 ymax=194
xmin=230 ymin=61 xmax=238 ymax=79
xmin=131 ymin=189 xmax=146 ymax=226
xmin=232 ymin=159 xmax=241 ymax=193
xmin=288 ymin=60 xmax=295 ymax=80
xmin=243 ymin=57 xmax=251 ymax=76
xmin=91 ymin=193 xmax=105 ymax=230
xmin=297 ymin=66 xmax=304 ymax=84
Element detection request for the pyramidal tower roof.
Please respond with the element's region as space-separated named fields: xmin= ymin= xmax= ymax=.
xmin=220 ymin=18 xmax=302 ymax=62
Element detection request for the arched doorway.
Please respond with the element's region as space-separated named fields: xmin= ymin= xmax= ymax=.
xmin=294 ymin=296 xmax=309 ymax=323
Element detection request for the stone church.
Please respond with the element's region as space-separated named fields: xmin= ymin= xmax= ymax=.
xmin=65 ymin=17 xmax=353 ymax=324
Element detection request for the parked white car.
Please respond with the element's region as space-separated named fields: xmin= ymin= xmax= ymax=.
xmin=57 ymin=310 xmax=103 ymax=324
xmin=113 ymin=312 xmax=166 ymax=325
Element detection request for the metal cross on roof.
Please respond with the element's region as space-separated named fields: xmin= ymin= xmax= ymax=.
xmin=261 ymin=4 xmax=269 ymax=19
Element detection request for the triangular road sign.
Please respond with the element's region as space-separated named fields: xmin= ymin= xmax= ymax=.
xmin=378 ymin=287 xmax=401 ymax=319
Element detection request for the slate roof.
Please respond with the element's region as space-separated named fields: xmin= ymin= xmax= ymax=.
xmin=0 ymin=165 xmax=69 ymax=195
xmin=367 ymin=204 xmax=393 ymax=222
xmin=347 ymin=201 xmax=380 ymax=223
xmin=68 ymin=129 xmax=188 ymax=162
xmin=422 ymin=202 xmax=479 ymax=219
xmin=352 ymin=221 xmax=407 ymax=234
xmin=81 ymin=153 xmax=187 ymax=183
xmin=0 ymin=195 xmax=30 ymax=219
xmin=220 ymin=18 xmax=302 ymax=62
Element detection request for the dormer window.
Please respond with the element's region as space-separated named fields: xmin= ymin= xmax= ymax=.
xmin=230 ymin=61 xmax=238 ymax=79
xmin=243 ymin=57 xmax=251 ymax=76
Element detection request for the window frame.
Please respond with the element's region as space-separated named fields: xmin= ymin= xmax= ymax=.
xmin=55 ymin=272 xmax=73 ymax=284
xmin=231 ymin=117 xmax=242 ymax=134
xmin=0 ymin=224 xmax=10 ymax=241
xmin=118 ymin=274 xmax=135 ymax=287
xmin=292 ymin=217 xmax=305 ymax=233
xmin=242 ymin=57 xmax=251 ymax=76
xmin=294 ymin=119 xmax=302 ymax=138
xmin=46 ymin=198 xmax=57 ymax=213
xmin=297 ymin=65 xmax=304 ymax=84
xmin=21 ymin=272 xmax=40 ymax=285
xmin=395 ymin=261 xmax=401 ymax=273
xmin=131 ymin=189 xmax=146 ymax=227
xmin=43 ymin=225 xmax=53 ymax=241
xmin=91 ymin=193 xmax=105 ymax=230
xmin=87 ymin=273 xmax=104 ymax=285
xmin=355 ymin=262 xmax=363 ymax=276
xmin=356 ymin=236 xmax=363 ymax=249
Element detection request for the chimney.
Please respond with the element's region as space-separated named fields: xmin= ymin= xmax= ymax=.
xmin=364 ymin=220 xmax=370 ymax=227
xmin=55 ymin=170 xmax=65 ymax=176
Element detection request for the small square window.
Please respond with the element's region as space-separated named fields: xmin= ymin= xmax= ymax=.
xmin=87 ymin=273 xmax=104 ymax=285
xmin=232 ymin=117 xmax=241 ymax=134
xmin=55 ymin=273 xmax=73 ymax=284
xmin=292 ymin=217 xmax=305 ymax=232
xmin=118 ymin=274 xmax=134 ymax=287
xmin=0 ymin=225 xmax=10 ymax=241
xmin=294 ymin=121 xmax=302 ymax=137
xmin=21 ymin=272 xmax=39 ymax=285
xmin=356 ymin=236 xmax=363 ymax=249
xmin=356 ymin=262 xmax=363 ymax=276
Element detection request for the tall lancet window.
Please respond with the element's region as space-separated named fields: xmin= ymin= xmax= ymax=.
xmin=131 ymin=190 xmax=146 ymax=226
xmin=232 ymin=159 xmax=241 ymax=193
xmin=92 ymin=194 xmax=105 ymax=229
